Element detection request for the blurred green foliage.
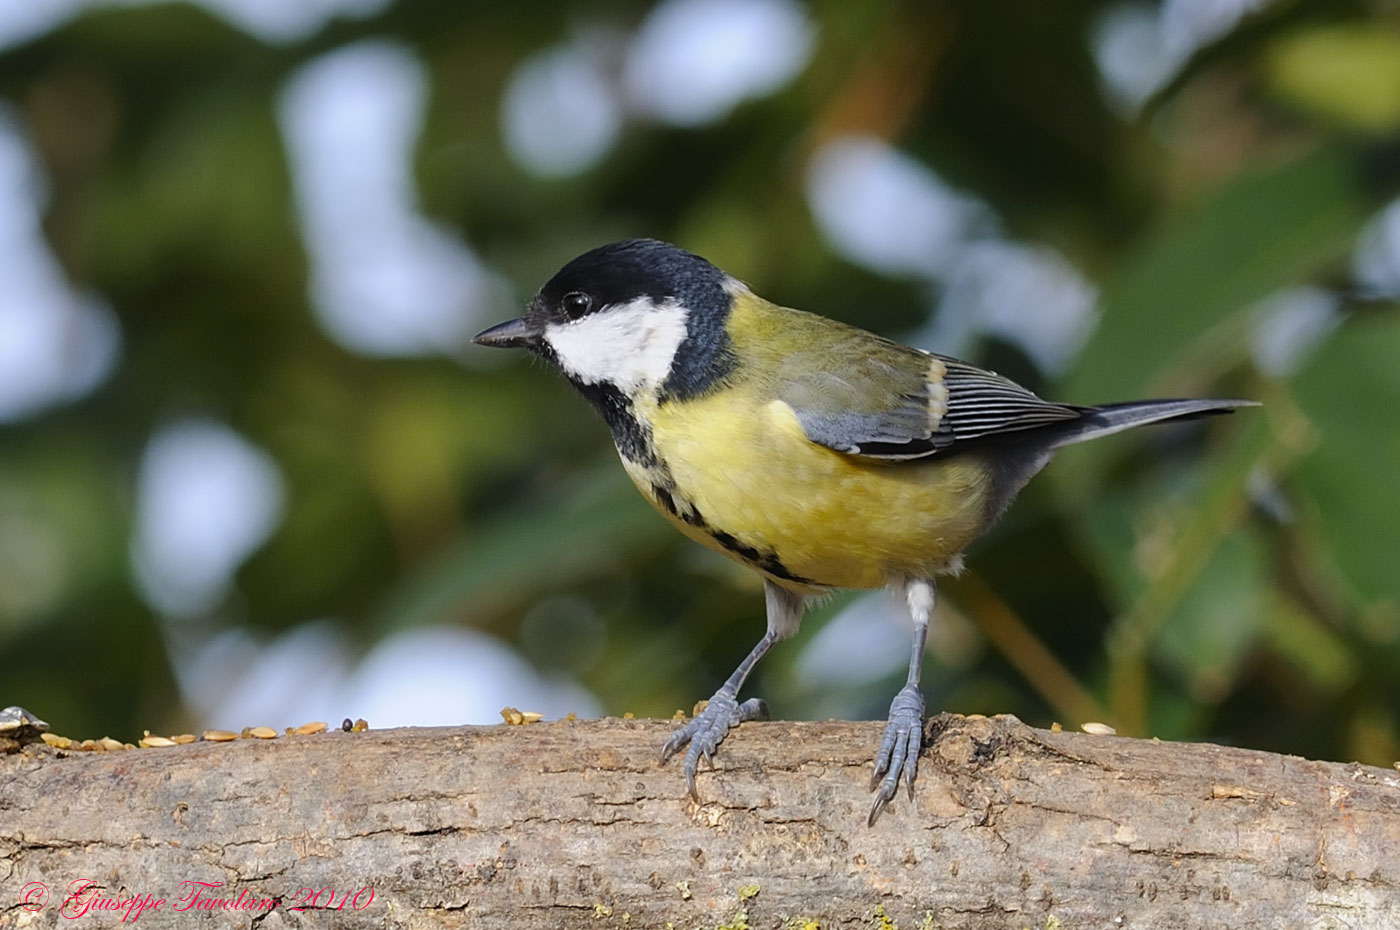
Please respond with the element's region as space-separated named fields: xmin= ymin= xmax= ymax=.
xmin=1 ymin=0 xmax=1398 ymax=767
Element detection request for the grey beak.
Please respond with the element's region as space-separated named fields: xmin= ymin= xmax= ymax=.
xmin=472 ymin=317 xmax=539 ymax=349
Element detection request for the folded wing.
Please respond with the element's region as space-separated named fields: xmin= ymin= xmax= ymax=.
xmin=780 ymin=336 xmax=1083 ymax=461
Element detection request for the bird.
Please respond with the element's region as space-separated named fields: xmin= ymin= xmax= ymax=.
xmin=473 ymin=238 xmax=1253 ymax=824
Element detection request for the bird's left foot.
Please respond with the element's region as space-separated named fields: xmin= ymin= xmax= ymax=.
xmin=660 ymin=690 xmax=768 ymax=800
xmin=869 ymin=683 xmax=925 ymax=825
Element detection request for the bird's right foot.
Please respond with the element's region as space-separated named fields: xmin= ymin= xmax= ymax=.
xmin=660 ymin=691 xmax=768 ymax=800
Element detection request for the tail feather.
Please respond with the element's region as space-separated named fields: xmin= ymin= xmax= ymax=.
xmin=1049 ymin=398 xmax=1257 ymax=450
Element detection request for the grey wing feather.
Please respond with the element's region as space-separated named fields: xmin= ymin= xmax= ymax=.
xmin=780 ymin=343 xmax=1084 ymax=461
xmin=777 ymin=340 xmax=951 ymax=459
xmin=935 ymin=356 xmax=1082 ymax=441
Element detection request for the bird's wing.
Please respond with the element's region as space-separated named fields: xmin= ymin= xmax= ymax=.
xmin=777 ymin=337 xmax=1083 ymax=461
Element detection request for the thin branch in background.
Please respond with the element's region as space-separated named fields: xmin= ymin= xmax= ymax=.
xmin=948 ymin=571 xmax=1109 ymax=727
xmin=1105 ymin=391 xmax=1314 ymax=734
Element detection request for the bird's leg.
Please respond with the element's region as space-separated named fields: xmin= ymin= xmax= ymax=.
xmin=661 ymin=580 xmax=804 ymax=800
xmin=869 ymin=578 xmax=934 ymax=825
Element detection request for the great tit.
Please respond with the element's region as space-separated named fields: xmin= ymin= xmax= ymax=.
xmin=474 ymin=238 xmax=1252 ymax=824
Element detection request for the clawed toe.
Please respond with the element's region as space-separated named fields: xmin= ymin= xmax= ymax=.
xmin=660 ymin=693 xmax=767 ymax=800
xmin=868 ymin=684 xmax=925 ymax=825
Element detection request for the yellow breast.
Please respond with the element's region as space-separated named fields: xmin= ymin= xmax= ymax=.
xmin=625 ymin=389 xmax=995 ymax=592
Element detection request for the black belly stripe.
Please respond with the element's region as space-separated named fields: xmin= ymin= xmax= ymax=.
xmin=649 ymin=472 xmax=707 ymax=527
xmin=708 ymin=529 xmax=813 ymax=586
xmin=643 ymin=449 xmax=814 ymax=585
xmin=652 ymin=484 xmax=678 ymax=517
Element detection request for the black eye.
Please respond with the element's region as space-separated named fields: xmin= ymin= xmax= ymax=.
xmin=562 ymin=291 xmax=592 ymax=319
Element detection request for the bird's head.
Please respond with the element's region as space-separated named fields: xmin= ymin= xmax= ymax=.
xmin=474 ymin=239 xmax=738 ymax=400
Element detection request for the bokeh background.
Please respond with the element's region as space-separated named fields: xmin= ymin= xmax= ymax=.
xmin=2 ymin=0 xmax=1398 ymax=767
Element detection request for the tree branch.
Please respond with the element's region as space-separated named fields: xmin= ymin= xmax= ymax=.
xmin=3 ymin=714 xmax=1398 ymax=928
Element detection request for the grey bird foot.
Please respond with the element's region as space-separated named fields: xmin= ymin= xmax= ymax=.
xmin=660 ymin=692 xmax=769 ymax=800
xmin=869 ymin=683 xmax=925 ymax=825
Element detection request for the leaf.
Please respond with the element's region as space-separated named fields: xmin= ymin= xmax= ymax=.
xmin=1292 ymin=313 xmax=1400 ymax=611
xmin=375 ymin=464 xmax=673 ymax=632
xmin=1154 ymin=529 xmax=1266 ymax=704
xmin=1067 ymin=147 xmax=1365 ymax=405
xmin=1054 ymin=146 xmax=1368 ymax=504
xmin=1265 ymin=24 xmax=1400 ymax=133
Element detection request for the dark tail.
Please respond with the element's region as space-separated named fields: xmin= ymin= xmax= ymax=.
xmin=1049 ymin=398 xmax=1258 ymax=450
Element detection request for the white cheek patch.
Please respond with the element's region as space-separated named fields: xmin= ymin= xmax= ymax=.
xmin=544 ymin=299 xmax=690 ymax=393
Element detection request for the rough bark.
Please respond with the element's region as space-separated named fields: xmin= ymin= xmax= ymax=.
xmin=2 ymin=714 xmax=1398 ymax=928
